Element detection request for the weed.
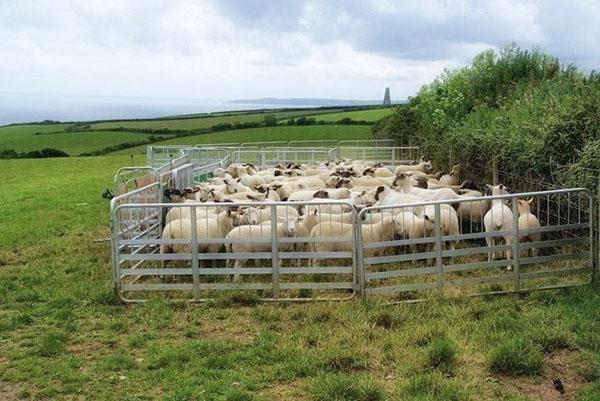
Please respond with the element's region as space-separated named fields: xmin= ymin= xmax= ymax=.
xmin=489 ymin=337 xmax=543 ymax=376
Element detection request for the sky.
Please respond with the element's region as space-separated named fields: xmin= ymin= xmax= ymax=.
xmin=1 ymin=0 xmax=599 ymax=101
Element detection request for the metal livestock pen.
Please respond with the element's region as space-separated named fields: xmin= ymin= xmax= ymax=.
xmin=110 ymin=143 xmax=596 ymax=302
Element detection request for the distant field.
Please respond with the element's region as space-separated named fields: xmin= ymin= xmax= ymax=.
xmin=307 ymin=107 xmax=395 ymax=122
xmin=91 ymin=109 xmax=343 ymax=131
xmin=110 ymin=125 xmax=372 ymax=154
xmin=0 ymin=125 xmax=153 ymax=155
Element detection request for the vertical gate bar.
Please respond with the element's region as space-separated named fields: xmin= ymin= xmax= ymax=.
xmin=511 ymin=196 xmax=521 ymax=292
xmin=271 ymin=204 xmax=280 ymax=299
xmin=111 ymin=204 xmax=121 ymax=296
xmin=355 ymin=214 xmax=366 ymax=296
xmin=190 ymin=207 xmax=200 ymax=300
xmin=434 ymin=203 xmax=443 ymax=296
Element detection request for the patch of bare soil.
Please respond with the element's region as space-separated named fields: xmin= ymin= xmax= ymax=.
xmin=0 ymin=379 xmax=21 ymax=401
xmin=501 ymin=350 xmax=586 ymax=401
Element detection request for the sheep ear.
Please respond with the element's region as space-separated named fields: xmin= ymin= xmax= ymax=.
xmin=246 ymin=195 xmax=257 ymax=201
xmin=528 ymin=197 xmax=534 ymax=204
xmin=227 ymin=209 xmax=232 ymax=216
xmin=486 ymin=184 xmax=493 ymax=190
xmin=313 ymin=208 xmax=318 ymax=216
xmin=424 ymin=215 xmax=430 ymax=221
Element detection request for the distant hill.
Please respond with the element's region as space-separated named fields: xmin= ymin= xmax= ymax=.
xmin=229 ymin=97 xmax=406 ymax=107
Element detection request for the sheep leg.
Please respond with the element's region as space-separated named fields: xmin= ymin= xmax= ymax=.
xmin=233 ymin=259 xmax=246 ymax=282
xmin=486 ymin=236 xmax=494 ymax=262
xmin=504 ymin=237 xmax=513 ymax=271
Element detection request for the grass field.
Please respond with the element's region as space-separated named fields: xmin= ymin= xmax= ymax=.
xmin=0 ymin=125 xmax=155 ymax=155
xmin=90 ymin=109 xmax=342 ymax=131
xmin=0 ymin=155 xmax=598 ymax=401
xmin=307 ymin=107 xmax=395 ymax=122
xmin=110 ymin=125 xmax=372 ymax=154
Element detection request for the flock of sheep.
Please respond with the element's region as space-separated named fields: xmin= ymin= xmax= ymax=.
xmin=159 ymin=157 xmax=542 ymax=274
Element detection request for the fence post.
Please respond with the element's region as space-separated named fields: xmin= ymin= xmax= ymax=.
xmin=511 ymin=196 xmax=521 ymax=292
xmin=434 ymin=204 xmax=444 ymax=296
xmin=270 ymin=204 xmax=280 ymax=299
xmin=190 ymin=206 xmax=200 ymax=300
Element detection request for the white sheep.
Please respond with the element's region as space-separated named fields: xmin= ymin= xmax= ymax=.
xmin=483 ymin=184 xmax=513 ymax=268
xmin=394 ymin=158 xmax=433 ymax=175
xmin=456 ymin=189 xmax=490 ymax=231
xmin=309 ymin=216 xmax=401 ymax=265
xmin=226 ymin=218 xmax=299 ymax=280
xmin=517 ymin=198 xmax=541 ymax=257
xmin=439 ymin=164 xmax=460 ymax=186
xmin=160 ymin=209 xmax=241 ymax=267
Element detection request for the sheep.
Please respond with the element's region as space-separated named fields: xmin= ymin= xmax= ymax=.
xmin=244 ymin=205 xmax=299 ymax=224
xmin=393 ymin=174 xmax=459 ymax=201
xmin=226 ymin=218 xmax=299 ymax=280
xmin=417 ymin=204 xmax=460 ymax=258
xmin=456 ymin=189 xmax=490 ymax=233
xmin=517 ymin=198 xmax=541 ymax=257
xmin=160 ymin=209 xmax=241 ymax=267
xmin=293 ymin=208 xmax=321 ymax=266
xmin=483 ymin=184 xmax=513 ymax=268
xmin=394 ymin=158 xmax=433 ymax=175
xmin=309 ymin=216 xmax=402 ymax=265
xmin=373 ymin=185 xmax=421 ymax=207
xmin=362 ymin=167 xmax=395 ymax=178
xmin=439 ymin=164 xmax=460 ymax=186
xmin=287 ymin=189 xmax=329 ymax=203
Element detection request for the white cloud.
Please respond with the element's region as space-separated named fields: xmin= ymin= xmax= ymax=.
xmin=0 ymin=0 xmax=597 ymax=101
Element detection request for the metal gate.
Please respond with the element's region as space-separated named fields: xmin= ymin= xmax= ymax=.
xmin=357 ymin=188 xmax=594 ymax=300
xmin=111 ymin=199 xmax=358 ymax=302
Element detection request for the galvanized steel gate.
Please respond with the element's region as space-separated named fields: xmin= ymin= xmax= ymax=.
xmin=111 ymin=188 xmax=594 ymax=302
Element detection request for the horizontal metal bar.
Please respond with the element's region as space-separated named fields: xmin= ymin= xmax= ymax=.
xmin=122 ymin=283 xmax=193 ymax=291
xmin=121 ymin=268 xmax=192 ymax=276
xmin=518 ymin=237 xmax=588 ymax=250
xmin=366 ymin=267 xmax=436 ymax=280
xmin=520 ymin=267 xmax=590 ymax=280
xmin=442 ymin=244 xmax=511 ymax=258
xmin=445 ymin=274 xmax=515 ymax=287
xmin=520 ymin=252 xmax=589 ymax=266
xmin=198 ymin=283 xmax=272 ymax=290
xmin=364 ymin=282 xmax=437 ymax=295
xmin=444 ymin=259 xmax=514 ymax=273
xmin=365 ymin=251 xmax=437 ymax=265
xmin=279 ymin=251 xmax=353 ymax=259
xmin=363 ymin=236 xmax=435 ymax=249
xmin=279 ymin=266 xmax=353 ymax=274
xmin=279 ymin=282 xmax=354 ymax=290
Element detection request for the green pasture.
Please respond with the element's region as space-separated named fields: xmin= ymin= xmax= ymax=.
xmin=0 ymin=155 xmax=598 ymax=401
xmin=307 ymin=107 xmax=395 ymax=122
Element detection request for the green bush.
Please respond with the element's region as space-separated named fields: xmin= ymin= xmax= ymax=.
xmin=373 ymin=45 xmax=600 ymax=192
xmin=489 ymin=337 xmax=543 ymax=376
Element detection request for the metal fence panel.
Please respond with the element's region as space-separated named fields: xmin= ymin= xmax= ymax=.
xmin=111 ymin=200 xmax=358 ymax=302
xmin=357 ymin=188 xmax=593 ymax=301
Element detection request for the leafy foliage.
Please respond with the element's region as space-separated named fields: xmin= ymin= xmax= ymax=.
xmin=374 ymin=45 xmax=600 ymax=191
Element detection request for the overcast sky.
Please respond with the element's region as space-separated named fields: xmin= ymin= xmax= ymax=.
xmin=1 ymin=0 xmax=598 ymax=101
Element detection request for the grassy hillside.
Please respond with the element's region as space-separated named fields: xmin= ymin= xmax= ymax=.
xmin=307 ymin=107 xmax=395 ymax=122
xmin=0 ymin=156 xmax=598 ymax=401
xmin=0 ymin=126 xmax=153 ymax=155
xmin=110 ymin=125 xmax=372 ymax=154
xmin=90 ymin=109 xmax=342 ymax=130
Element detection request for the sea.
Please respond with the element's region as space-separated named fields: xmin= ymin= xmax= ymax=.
xmin=0 ymin=92 xmax=374 ymax=126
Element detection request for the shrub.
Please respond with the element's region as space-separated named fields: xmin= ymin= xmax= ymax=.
xmin=489 ymin=337 xmax=543 ymax=376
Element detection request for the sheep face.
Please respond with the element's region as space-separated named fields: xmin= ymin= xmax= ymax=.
xmin=282 ymin=219 xmax=298 ymax=236
xmin=486 ymin=184 xmax=509 ymax=197
xmin=517 ymin=198 xmax=534 ymax=215
xmin=422 ymin=160 xmax=433 ymax=173
xmin=240 ymin=208 xmax=259 ymax=225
